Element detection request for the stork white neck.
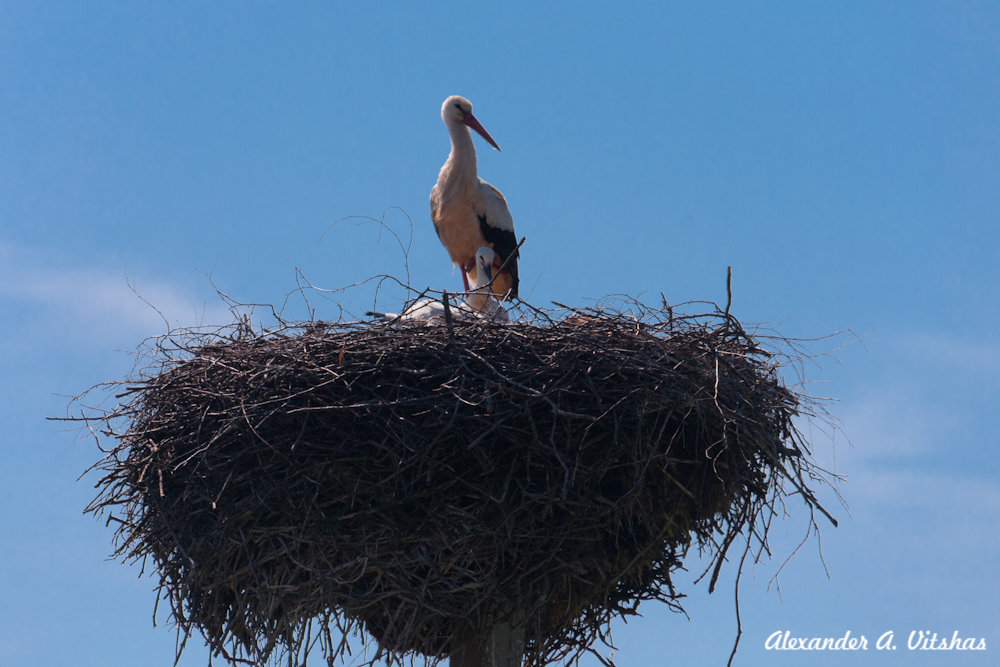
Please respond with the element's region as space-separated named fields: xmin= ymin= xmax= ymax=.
xmin=443 ymin=119 xmax=478 ymax=182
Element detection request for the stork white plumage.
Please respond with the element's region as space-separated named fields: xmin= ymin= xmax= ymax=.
xmin=369 ymin=247 xmax=508 ymax=324
xmin=371 ymin=297 xmax=447 ymax=324
xmin=430 ymin=95 xmax=519 ymax=300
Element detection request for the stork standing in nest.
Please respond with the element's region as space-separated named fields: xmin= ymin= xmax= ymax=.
xmin=430 ymin=95 xmax=519 ymax=300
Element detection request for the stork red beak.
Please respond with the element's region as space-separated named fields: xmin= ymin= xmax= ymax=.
xmin=463 ymin=112 xmax=502 ymax=151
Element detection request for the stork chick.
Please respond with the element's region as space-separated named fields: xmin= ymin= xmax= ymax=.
xmin=465 ymin=246 xmax=509 ymax=322
xmin=368 ymin=248 xmax=508 ymax=324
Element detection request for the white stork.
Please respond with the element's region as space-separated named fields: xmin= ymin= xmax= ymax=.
xmin=369 ymin=247 xmax=508 ymax=324
xmin=430 ymin=95 xmax=519 ymax=300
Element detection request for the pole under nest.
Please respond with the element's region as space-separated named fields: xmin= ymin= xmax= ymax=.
xmin=451 ymin=616 xmax=525 ymax=667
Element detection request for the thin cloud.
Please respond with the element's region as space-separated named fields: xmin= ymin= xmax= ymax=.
xmin=836 ymin=387 xmax=952 ymax=461
xmin=852 ymin=468 xmax=1000 ymax=514
xmin=826 ymin=373 xmax=999 ymax=542
xmin=895 ymin=330 xmax=1000 ymax=378
xmin=0 ymin=240 xmax=230 ymax=347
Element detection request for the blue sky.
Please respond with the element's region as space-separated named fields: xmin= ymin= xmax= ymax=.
xmin=2 ymin=2 xmax=998 ymax=665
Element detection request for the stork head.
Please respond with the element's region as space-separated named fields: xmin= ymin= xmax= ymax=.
xmin=441 ymin=95 xmax=502 ymax=151
xmin=474 ymin=246 xmax=496 ymax=289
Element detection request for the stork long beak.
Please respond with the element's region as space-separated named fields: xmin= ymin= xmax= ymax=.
xmin=463 ymin=112 xmax=502 ymax=151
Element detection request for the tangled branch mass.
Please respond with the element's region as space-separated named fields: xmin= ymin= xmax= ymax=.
xmin=82 ymin=303 xmax=835 ymax=666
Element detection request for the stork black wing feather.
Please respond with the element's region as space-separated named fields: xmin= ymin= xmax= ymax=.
xmin=478 ymin=215 xmax=519 ymax=297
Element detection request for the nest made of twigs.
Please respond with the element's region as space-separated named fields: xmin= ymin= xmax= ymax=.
xmin=81 ymin=301 xmax=835 ymax=666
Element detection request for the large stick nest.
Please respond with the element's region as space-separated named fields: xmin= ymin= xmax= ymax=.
xmin=81 ymin=301 xmax=836 ymax=666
